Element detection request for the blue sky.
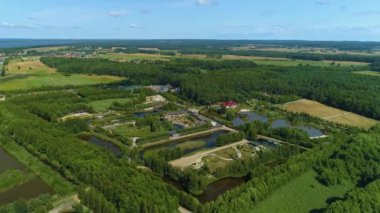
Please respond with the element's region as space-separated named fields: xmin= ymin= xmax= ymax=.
xmin=1 ymin=0 xmax=380 ymax=40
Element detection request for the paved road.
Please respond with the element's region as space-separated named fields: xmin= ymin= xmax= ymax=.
xmin=169 ymin=139 xmax=249 ymax=170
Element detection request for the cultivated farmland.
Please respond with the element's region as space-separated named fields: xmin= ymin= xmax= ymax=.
xmin=282 ymin=99 xmax=378 ymax=129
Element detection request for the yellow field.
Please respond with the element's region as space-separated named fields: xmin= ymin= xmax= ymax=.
xmin=282 ymin=99 xmax=378 ymax=129
xmin=0 ymin=58 xmax=124 ymax=91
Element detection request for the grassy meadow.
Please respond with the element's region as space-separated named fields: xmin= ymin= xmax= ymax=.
xmin=0 ymin=58 xmax=124 ymax=91
xmin=87 ymin=98 xmax=133 ymax=112
xmin=252 ymin=170 xmax=354 ymax=213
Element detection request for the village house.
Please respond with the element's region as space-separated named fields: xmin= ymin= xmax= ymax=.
xmin=222 ymin=101 xmax=238 ymax=109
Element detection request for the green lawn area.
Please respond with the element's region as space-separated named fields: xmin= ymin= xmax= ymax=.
xmin=113 ymin=124 xmax=168 ymax=138
xmin=252 ymin=170 xmax=354 ymax=213
xmin=88 ymin=98 xmax=132 ymax=112
xmin=0 ymin=74 xmax=124 ymax=91
xmin=176 ymin=140 xmax=205 ymax=151
xmin=353 ymin=70 xmax=380 ymax=77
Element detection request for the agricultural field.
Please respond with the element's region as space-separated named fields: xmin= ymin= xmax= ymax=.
xmin=0 ymin=58 xmax=124 ymax=91
xmin=252 ymin=170 xmax=354 ymax=213
xmin=282 ymin=99 xmax=378 ymax=129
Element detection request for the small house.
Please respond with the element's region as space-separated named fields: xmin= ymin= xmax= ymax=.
xmin=0 ymin=94 xmax=5 ymax=102
xmin=222 ymin=101 xmax=238 ymax=109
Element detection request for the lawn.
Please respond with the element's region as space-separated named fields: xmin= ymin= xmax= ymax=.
xmin=88 ymin=98 xmax=132 ymax=112
xmin=282 ymin=99 xmax=378 ymax=129
xmin=0 ymin=58 xmax=124 ymax=91
xmin=252 ymin=170 xmax=354 ymax=213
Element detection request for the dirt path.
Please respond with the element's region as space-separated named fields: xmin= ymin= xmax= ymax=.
xmin=142 ymin=126 xmax=235 ymax=148
xmin=169 ymin=139 xmax=249 ymax=170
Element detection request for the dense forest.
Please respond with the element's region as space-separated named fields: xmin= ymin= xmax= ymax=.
xmin=41 ymin=57 xmax=380 ymax=120
xmin=0 ymin=103 xmax=178 ymax=212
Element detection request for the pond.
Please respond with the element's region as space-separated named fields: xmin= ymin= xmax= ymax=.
xmin=232 ymin=111 xmax=325 ymax=138
xmin=271 ymin=119 xmax=291 ymax=128
xmin=164 ymin=176 xmax=246 ymax=204
xmin=0 ymin=148 xmax=24 ymax=173
xmin=144 ymin=130 xmax=229 ymax=156
xmin=0 ymin=147 xmax=53 ymax=205
xmin=296 ymin=126 xmax=325 ymax=138
xmin=80 ymin=135 xmax=123 ymax=157
xmin=173 ymin=123 xmax=185 ymax=131
xmin=232 ymin=112 xmax=268 ymax=127
xmin=196 ymin=177 xmax=246 ymax=203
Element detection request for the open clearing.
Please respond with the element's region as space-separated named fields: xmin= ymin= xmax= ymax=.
xmin=282 ymin=99 xmax=378 ymax=129
xmin=88 ymin=98 xmax=132 ymax=112
xmin=0 ymin=59 xmax=124 ymax=91
xmin=252 ymin=170 xmax=354 ymax=213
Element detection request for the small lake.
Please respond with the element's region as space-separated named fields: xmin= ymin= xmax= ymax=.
xmin=232 ymin=112 xmax=268 ymax=127
xmin=232 ymin=112 xmax=325 ymax=138
xmin=144 ymin=130 xmax=229 ymax=156
xmin=81 ymin=135 xmax=122 ymax=157
xmin=0 ymin=147 xmax=53 ymax=205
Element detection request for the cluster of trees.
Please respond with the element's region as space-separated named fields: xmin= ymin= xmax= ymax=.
xmin=216 ymin=132 xmax=245 ymax=146
xmin=10 ymin=92 xmax=92 ymax=121
xmin=0 ymin=194 xmax=53 ymax=213
xmin=324 ymin=179 xmax=380 ymax=212
xmin=314 ymin=126 xmax=380 ymax=187
xmin=0 ymin=103 xmax=178 ymax=212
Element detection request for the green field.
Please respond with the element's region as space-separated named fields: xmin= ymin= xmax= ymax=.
xmin=88 ymin=98 xmax=132 ymax=112
xmin=353 ymin=70 xmax=380 ymax=77
xmin=252 ymin=170 xmax=354 ymax=213
xmin=0 ymin=59 xmax=124 ymax=91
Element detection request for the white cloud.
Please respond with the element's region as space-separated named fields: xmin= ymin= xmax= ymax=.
xmin=108 ymin=10 xmax=125 ymax=17
xmin=129 ymin=23 xmax=140 ymax=28
xmin=196 ymin=0 xmax=217 ymax=6
xmin=0 ymin=22 xmax=34 ymax=29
